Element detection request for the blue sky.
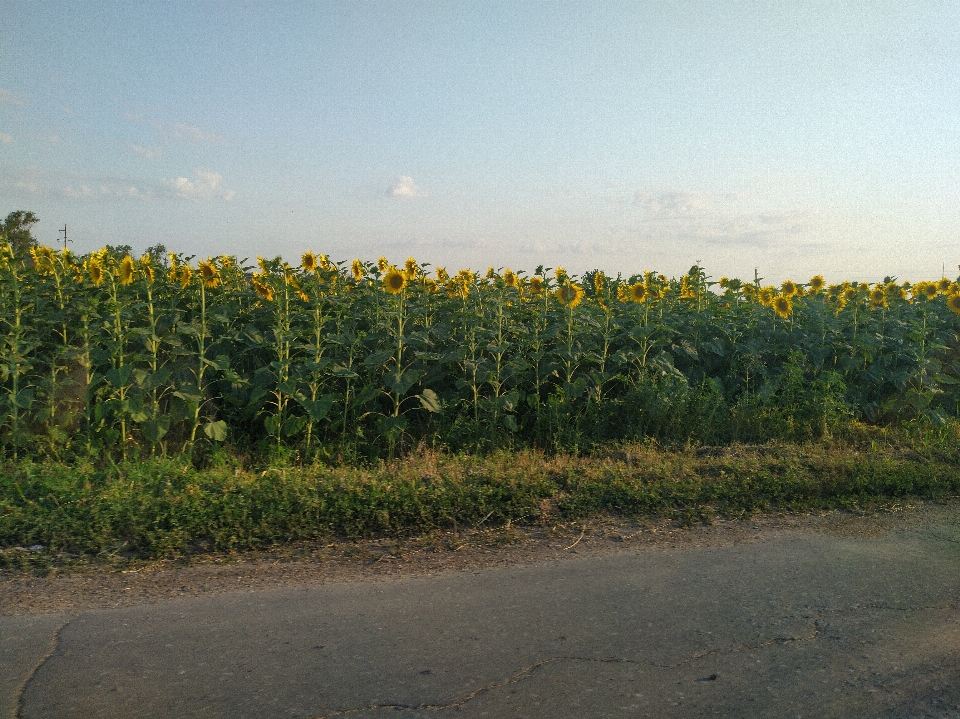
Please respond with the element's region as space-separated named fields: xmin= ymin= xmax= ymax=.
xmin=2 ymin=1 xmax=959 ymax=282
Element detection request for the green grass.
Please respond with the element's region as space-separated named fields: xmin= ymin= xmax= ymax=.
xmin=4 ymin=424 xmax=960 ymax=571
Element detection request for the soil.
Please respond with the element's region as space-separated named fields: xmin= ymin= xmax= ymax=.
xmin=1 ymin=499 xmax=952 ymax=617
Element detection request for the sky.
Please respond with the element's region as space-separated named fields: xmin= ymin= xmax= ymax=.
xmin=2 ymin=1 xmax=960 ymax=282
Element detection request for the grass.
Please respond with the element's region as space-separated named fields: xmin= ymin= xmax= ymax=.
xmin=3 ymin=423 xmax=960 ymax=572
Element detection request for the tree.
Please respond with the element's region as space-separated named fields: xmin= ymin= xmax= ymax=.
xmin=0 ymin=211 xmax=39 ymax=254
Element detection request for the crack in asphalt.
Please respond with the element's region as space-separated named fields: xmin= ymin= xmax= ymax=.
xmin=12 ymin=614 xmax=76 ymax=719
xmin=308 ymin=600 xmax=958 ymax=718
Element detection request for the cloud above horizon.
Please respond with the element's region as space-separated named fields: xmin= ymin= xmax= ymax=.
xmin=164 ymin=169 xmax=235 ymax=201
xmin=130 ymin=143 xmax=161 ymax=159
xmin=389 ymin=175 xmax=426 ymax=198
xmin=125 ymin=112 xmax=224 ymax=144
xmin=0 ymin=88 xmax=26 ymax=106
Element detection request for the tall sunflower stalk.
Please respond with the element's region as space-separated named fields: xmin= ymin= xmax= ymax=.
xmin=0 ymin=243 xmax=35 ymax=458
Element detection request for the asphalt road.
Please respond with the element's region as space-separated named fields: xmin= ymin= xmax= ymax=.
xmin=3 ymin=509 xmax=960 ymax=718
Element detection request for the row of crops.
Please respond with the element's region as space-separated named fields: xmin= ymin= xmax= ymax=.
xmin=3 ymin=242 xmax=960 ymax=462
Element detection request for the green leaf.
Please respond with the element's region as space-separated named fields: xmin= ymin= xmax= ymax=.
xmin=203 ymin=420 xmax=228 ymax=442
xmin=384 ymin=369 xmax=422 ymax=396
xmin=13 ymin=387 xmax=34 ymax=409
xmin=298 ymin=395 xmax=334 ymax=422
xmin=141 ymin=416 xmax=171 ymax=442
xmin=502 ymin=414 xmax=518 ymax=432
xmin=418 ymin=388 xmax=441 ymax=413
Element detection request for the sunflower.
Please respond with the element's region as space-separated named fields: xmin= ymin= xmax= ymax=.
xmin=383 ymin=267 xmax=406 ymax=294
xmin=318 ymin=254 xmax=331 ymax=271
xmin=842 ymin=286 xmax=858 ymax=304
xmin=251 ymin=275 xmax=274 ymax=301
xmin=758 ymin=286 xmax=775 ymax=306
xmin=947 ymin=294 xmax=960 ymax=315
xmin=257 ymin=255 xmax=269 ymax=274
xmin=627 ymin=282 xmax=647 ymax=302
xmin=435 ymin=267 xmax=449 ymax=283
xmin=198 ymin=259 xmax=221 ymax=288
xmin=937 ymin=277 xmax=952 ymax=294
xmin=554 ymin=282 xmax=584 ymax=308
xmin=219 ymin=255 xmax=233 ymax=270
xmin=679 ymin=276 xmax=697 ymax=299
xmin=351 ymin=259 xmax=365 ymax=281
xmin=923 ymin=282 xmax=939 ymax=300
xmin=503 ymin=268 xmax=517 ymax=287
xmin=404 ymin=257 xmax=419 ymax=281
xmin=718 ymin=276 xmax=729 ymax=289
xmin=87 ymin=258 xmax=104 ymax=286
xmin=179 ymin=264 xmax=193 ymax=289
xmin=529 ymin=276 xmax=545 ymax=294
xmin=119 ymin=255 xmax=135 ymax=285
xmin=741 ymin=284 xmax=756 ymax=299
xmin=772 ymin=294 xmax=792 ymax=319
xmin=781 ymin=279 xmax=798 ymax=297
xmin=301 ymin=251 xmax=318 ymax=272
xmin=869 ymin=286 xmax=887 ymax=310
xmin=555 ymin=266 xmax=567 ymax=283
xmin=377 ymin=256 xmax=389 ymax=273
xmin=808 ymin=275 xmax=825 ymax=293
xmin=593 ymin=271 xmax=606 ymax=295
xmin=297 ymin=289 xmax=309 ymax=303
xmin=168 ymin=253 xmax=180 ymax=283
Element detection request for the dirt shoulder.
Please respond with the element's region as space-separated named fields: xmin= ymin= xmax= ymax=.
xmin=2 ymin=499 xmax=955 ymax=617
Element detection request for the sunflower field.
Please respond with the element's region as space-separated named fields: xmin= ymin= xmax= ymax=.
xmin=3 ymin=242 xmax=960 ymax=464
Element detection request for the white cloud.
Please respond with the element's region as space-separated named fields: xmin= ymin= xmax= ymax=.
xmin=130 ymin=143 xmax=161 ymax=159
xmin=629 ymin=187 xmax=816 ymax=247
xmin=0 ymin=88 xmax=25 ymax=106
xmin=164 ymin=169 xmax=235 ymax=201
xmin=63 ymin=185 xmax=93 ymax=199
xmin=0 ymin=133 xmax=12 ymax=145
xmin=125 ymin=113 xmax=224 ymax=144
xmin=389 ymin=175 xmax=427 ymax=198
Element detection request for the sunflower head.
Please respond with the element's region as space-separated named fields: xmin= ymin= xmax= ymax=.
xmin=593 ymin=271 xmax=605 ymax=296
xmin=781 ymin=279 xmax=798 ymax=298
xmin=843 ymin=286 xmax=858 ymax=303
xmin=435 ymin=266 xmax=449 ymax=283
xmin=351 ymin=259 xmax=365 ymax=281
xmin=772 ymin=294 xmax=792 ymax=319
xmin=923 ymin=282 xmax=939 ymax=300
xmin=758 ymin=287 xmax=775 ymax=306
xmin=554 ymin=282 xmax=584 ymax=308
xmin=377 ymin=256 xmax=389 ymax=273
xmin=869 ymin=285 xmax=887 ymax=309
xmin=741 ymin=284 xmax=756 ymax=299
xmin=404 ymin=257 xmax=419 ymax=281
xmin=937 ymin=277 xmax=952 ymax=293
xmin=529 ymin=276 xmax=544 ymax=294
xmin=383 ymin=267 xmax=406 ymax=294
xmin=947 ymin=294 xmax=960 ymax=315
xmin=301 ymin=251 xmax=318 ymax=272
xmin=718 ymin=277 xmax=729 ymax=289
xmin=808 ymin=275 xmax=825 ymax=293
xmin=554 ymin=266 xmax=567 ymax=284
xmin=251 ymin=275 xmax=274 ymax=301
xmin=119 ymin=255 xmax=135 ymax=285
xmin=503 ymin=268 xmax=517 ymax=287
xmin=318 ymin=254 xmax=331 ymax=271
xmin=628 ymin=282 xmax=647 ymax=303
xmin=179 ymin=264 xmax=193 ymax=289
xmin=198 ymin=259 xmax=221 ymax=288
xmin=87 ymin=258 xmax=104 ymax=286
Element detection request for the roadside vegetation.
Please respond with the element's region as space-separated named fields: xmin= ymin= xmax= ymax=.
xmin=2 ymin=210 xmax=960 ymax=567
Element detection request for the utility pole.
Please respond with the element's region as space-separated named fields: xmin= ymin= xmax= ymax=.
xmin=59 ymin=224 xmax=70 ymax=251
